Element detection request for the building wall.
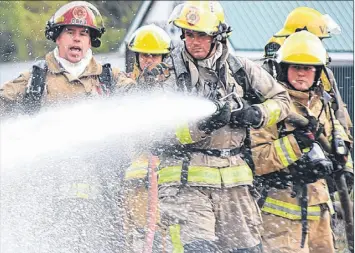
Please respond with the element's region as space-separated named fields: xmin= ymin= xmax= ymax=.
xmin=329 ymin=65 xmax=354 ymax=124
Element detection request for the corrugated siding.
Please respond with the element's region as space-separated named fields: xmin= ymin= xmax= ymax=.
xmin=221 ymin=1 xmax=353 ymax=52
xmin=329 ymin=65 xmax=354 ymax=124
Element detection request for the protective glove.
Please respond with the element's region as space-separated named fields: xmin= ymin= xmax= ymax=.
xmin=198 ymin=101 xmax=231 ymax=134
xmin=230 ymin=99 xmax=263 ymax=128
xmin=344 ymin=171 xmax=354 ymax=192
xmin=293 ymin=143 xmax=334 ymax=184
xmin=140 ymin=62 xmax=171 ymax=84
xmin=292 ymin=129 xmax=316 ymax=150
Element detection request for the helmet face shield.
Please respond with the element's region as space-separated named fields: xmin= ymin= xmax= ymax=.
xmin=322 ymin=14 xmax=341 ymax=35
xmin=168 ymin=3 xmax=185 ymax=25
xmin=274 ymin=7 xmax=332 ymax=39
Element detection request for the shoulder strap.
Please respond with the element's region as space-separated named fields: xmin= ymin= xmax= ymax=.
xmin=170 ymin=47 xmax=192 ymax=92
xmin=23 ymin=60 xmax=48 ymax=114
xmin=261 ymin=58 xmax=279 ymax=79
xmin=226 ymin=54 xmax=265 ymax=104
xmin=99 ymin=63 xmax=115 ymax=94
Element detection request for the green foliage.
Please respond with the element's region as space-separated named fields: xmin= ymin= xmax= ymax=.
xmin=0 ymin=1 xmax=141 ymax=62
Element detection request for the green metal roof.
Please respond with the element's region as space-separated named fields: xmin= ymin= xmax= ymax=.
xmin=221 ymin=1 xmax=353 ymax=53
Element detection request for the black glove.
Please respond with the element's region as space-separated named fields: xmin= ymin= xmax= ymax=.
xmin=140 ymin=62 xmax=171 ymax=84
xmin=230 ymin=99 xmax=263 ymax=128
xmin=198 ymin=101 xmax=231 ymax=134
xmin=292 ymin=129 xmax=316 ymax=150
xmin=293 ymin=143 xmax=334 ymax=184
xmin=344 ymin=171 xmax=354 ymax=192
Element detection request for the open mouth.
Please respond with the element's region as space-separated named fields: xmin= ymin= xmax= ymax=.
xmin=69 ymin=46 xmax=82 ymax=53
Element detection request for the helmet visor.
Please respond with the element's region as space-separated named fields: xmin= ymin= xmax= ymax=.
xmin=322 ymin=14 xmax=341 ymax=35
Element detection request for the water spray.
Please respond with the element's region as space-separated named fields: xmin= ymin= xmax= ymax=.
xmin=0 ymin=91 xmax=217 ymax=253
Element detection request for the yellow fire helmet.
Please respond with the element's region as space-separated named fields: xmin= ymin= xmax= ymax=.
xmin=276 ymin=31 xmax=327 ymax=66
xmin=264 ymin=36 xmax=286 ymax=58
xmin=168 ymin=1 xmax=222 ymax=35
xmin=128 ymin=24 xmax=171 ymax=54
xmin=274 ymin=6 xmax=341 ymax=39
xmin=213 ymin=1 xmax=233 ymax=40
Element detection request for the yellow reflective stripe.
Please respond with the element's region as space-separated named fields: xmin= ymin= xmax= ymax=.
xmin=327 ymin=199 xmax=335 ymax=215
xmin=75 ymin=183 xmax=90 ymax=199
xmin=220 ymin=164 xmax=253 ymax=185
xmin=187 ymin=167 xmax=221 ymax=185
xmin=274 ymin=136 xmax=299 ymax=167
xmin=125 ymin=168 xmax=147 ymax=180
xmin=346 ymin=154 xmax=353 ymax=169
xmin=158 ymin=165 xmax=253 ymax=185
xmin=324 ymin=184 xmax=335 ymax=215
xmin=262 ymin=100 xmax=281 ymax=127
xmin=329 ymin=125 xmax=349 ymax=142
xmin=302 ymin=147 xmax=310 ymax=153
xmin=282 ymin=136 xmax=298 ymax=162
xmin=274 ymin=139 xmax=290 ymax=167
xmin=125 ymin=160 xmax=149 ymax=180
xmin=334 ymin=124 xmax=349 ymax=140
xmin=169 ymin=224 xmax=184 ymax=253
xmin=158 ymin=166 xmax=182 ymax=184
xmin=321 ymin=70 xmax=331 ymax=92
xmin=262 ymin=197 xmax=321 ymax=220
xmin=175 ymin=123 xmax=193 ymax=144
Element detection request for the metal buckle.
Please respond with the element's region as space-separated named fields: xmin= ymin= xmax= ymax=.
xmin=28 ymin=85 xmax=42 ymax=101
xmin=220 ymin=149 xmax=231 ymax=158
xmin=219 ymin=92 xmax=244 ymax=112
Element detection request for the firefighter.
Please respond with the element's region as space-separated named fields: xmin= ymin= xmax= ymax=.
xmin=0 ymin=1 xmax=135 ymax=252
xmin=261 ymin=36 xmax=286 ymax=79
xmin=153 ymin=1 xmax=291 ymax=252
xmin=122 ymin=24 xmax=172 ymax=253
xmin=263 ymin=6 xmax=353 ymax=137
xmin=126 ymin=24 xmax=172 ymax=86
xmin=252 ymin=31 xmax=352 ymax=253
xmin=260 ymin=6 xmax=354 ymax=225
xmin=0 ymin=1 xmax=134 ymax=117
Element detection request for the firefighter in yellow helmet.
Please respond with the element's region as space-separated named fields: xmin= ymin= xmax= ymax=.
xmin=260 ymin=7 xmax=354 ymax=223
xmin=262 ymin=36 xmax=286 ymax=79
xmin=252 ymin=31 xmax=352 ymax=253
xmin=122 ymin=24 xmax=172 ymax=253
xmin=153 ymin=1 xmax=291 ymax=252
xmin=127 ymin=24 xmax=172 ymax=85
xmin=264 ymin=36 xmax=285 ymax=59
xmin=263 ymin=6 xmax=352 ymax=137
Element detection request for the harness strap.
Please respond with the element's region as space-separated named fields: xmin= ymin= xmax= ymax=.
xmin=99 ymin=63 xmax=115 ymax=94
xmin=257 ymin=187 xmax=269 ymax=208
xmin=23 ymin=61 xmax=114 ymax=114
xmin=300 ymin=185 xmax=309 ymax=248
xmin=188 ymin=146 xmax=242 ymax=158
xmin=23 ymin=61 xmax=48 ymax=114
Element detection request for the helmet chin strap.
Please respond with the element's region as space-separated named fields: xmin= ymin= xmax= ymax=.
xmin=135 ymin=53 xmax=142 ymax=70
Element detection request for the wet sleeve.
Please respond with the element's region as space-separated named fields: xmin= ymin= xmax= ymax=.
xmin=0 ymin=71 xmax=31 ymax=116
xmin=240 ymin=57 xmax=291 ymax=128
xmin=112 ymin=68 xmax=137 ymax=92
xmin=251 ymin=127 xmax=303 ymax=176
